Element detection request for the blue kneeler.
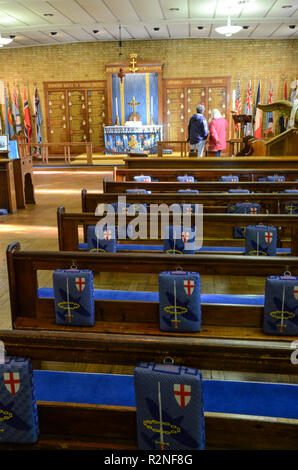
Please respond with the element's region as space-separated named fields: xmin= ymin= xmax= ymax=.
xmin=134 ymin=362 xmax=205 ymax=450
xmin=0 ymin=357 xmax=39 ymax=443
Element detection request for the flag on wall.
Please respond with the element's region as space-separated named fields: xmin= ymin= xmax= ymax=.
xmin=244 ymin=79 xmax=252 ymax=135
xmin=24 ymin=87 xmax=32 ymax=143
xmin=5 ymin=87 xmax=14 ymax=139
xmin=254 ymin=81 xmax=262 ymax=138
xmin=279 ymin=80 xmax=288 ymax=133
xmin=34 ymin=88 xmax=43 ymax=143
xmin=266 ymin=79 xmax=274 ymax=132
xmin=235 ymin=79 xmax=242 ymax=114
xmin=12 ymin=87 xmax=22 ymax=134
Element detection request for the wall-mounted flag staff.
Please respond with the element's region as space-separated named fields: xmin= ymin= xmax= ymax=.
xmin=254 ymin=81 xmax=263 ymax=138
xmin=23 ymin=87 xmax=32 ymax=144
xmin=34 ymin=88 xmax=43 ymax=143
xmin=5 ymin=87 xmax=14 ymax=139
xmin=12 ymin=87 xmax=22 ymax=135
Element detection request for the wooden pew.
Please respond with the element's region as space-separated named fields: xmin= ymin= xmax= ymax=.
xmin=104 ymin=179 xmax=298 ymax=194
xmin=6 ymin=241 xmax=298 ymax=376
xmin=81 ymin=189 xmax=298 ymax=215
xmin=57 ymin=206 xmax=298 ymax=255
xmin=3 ymin=243 xmax=298 ymax=450
xmin=114 ymin=167 xmax=298 ymax=182
xmin=124 ymin=156 xmax=298 ymax=170
xmin=1 ymin=329 xmax=298 ymax=450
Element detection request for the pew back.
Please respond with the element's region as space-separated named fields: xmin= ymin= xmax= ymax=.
xmin=82 ymin=189 xmax=298 ymax=215
xmin=57 ymin=206 xmax=298 ymax=255
xmin=104 ymin=180 xmax=298 ymax=193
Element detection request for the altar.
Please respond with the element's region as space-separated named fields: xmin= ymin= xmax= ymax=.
xmin=104 ymin=124 xmax=163 ymax=154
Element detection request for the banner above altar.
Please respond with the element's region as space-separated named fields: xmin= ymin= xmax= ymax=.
xmin=104 ymin=124 xmax=163 ymax=154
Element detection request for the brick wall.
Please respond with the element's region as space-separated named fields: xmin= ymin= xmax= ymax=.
xmin=0 ymin=38 xmax=297 ymax=140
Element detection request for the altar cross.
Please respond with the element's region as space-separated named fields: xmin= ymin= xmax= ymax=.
xmin=128 ymin=96 xmax=140 ymax=114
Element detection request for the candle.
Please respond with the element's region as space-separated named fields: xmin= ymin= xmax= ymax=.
xmin=115 ymin=96 xmax=119 ymax=117
xmin=232 ymin=89 xmax=236 ymax=111
xmin=151 ymin=96 xmax=153 ymax=118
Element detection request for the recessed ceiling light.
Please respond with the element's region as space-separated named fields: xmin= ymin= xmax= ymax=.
xmin=44 ymin=13 xmax=54 ymax=16
xmin=169 ymin=8 xmax=180 ymax=11
xmin=197 ymin=26 xmax=204 ymax=30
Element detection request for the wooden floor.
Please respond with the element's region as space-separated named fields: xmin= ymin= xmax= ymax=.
xmin=1 ymin=168 xmax=297 ymax=383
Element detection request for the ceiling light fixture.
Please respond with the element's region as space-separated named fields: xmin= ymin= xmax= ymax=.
xmin=0 ymin=33 xmax=13 ymax=46
xmin=169 ymin=8 xmax=180 ymax=11
xmin=215 ymin=16 xmax=243 ymax=37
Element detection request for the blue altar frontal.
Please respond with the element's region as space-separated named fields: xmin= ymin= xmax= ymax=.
xmin=104 ymin=125 xmax=163 ymax=154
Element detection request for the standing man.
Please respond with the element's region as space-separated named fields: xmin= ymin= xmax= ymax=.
xmin=187 ymin=104 xmax=208 ymax=157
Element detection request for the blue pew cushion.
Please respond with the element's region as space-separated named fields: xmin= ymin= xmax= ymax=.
xmin=163 ymin=225 xmax=196 ymax=254
xmin=228 ymin=189 xmax=250 ymax=194
xmin=283 ymin=190 xmax=298 ymax=214
xmin=0 ymin=209 xmax=8 ymax=215
xmin=227 ymin=202 xmax=260 ymax=214
xmin=258 ymin=176 xmax=285 ymax=182
xmin=53 ymin=269 xmax=95 ymax=326
xmin=263 ymin=274 xmax=298 ymax=335
xmin=162 ymin=149 xmax=173 ymax=154
xmin=177 ymin=176 xmax=195 ymax=183
xmin=158 ymin=271 xmax=201 ymax=332
xmin=0 ymin=356 xmax=39 ymax=443
xmin=219 ymin=176 xmax=239 ymax=182
xmin=227 ymin=203 xmax=260 ymax=239
xmin=133 ymin=175 xmax=151 ymax=182
xmin=245 ymin=225 xmax=277 ymax=256
xmin=267 ymin=175 xmax=285 ymax=182
xmin=125 ymin=189 xmax=150 ymax=194
xmin=177 ymin=189 xmax=199 ymax=194
xmin=134 ymin=362 xmax=205 ymax=450
xmin=87 ymin=225 xmax=117 ymax=253
xmin=33 ymin=370 xmax=298 ymax=421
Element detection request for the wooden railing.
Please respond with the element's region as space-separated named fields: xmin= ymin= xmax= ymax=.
xmin=157 ymin=140 xmax=187 ymax=157
xmin=18 ymin=141 xmax=93 ymax=164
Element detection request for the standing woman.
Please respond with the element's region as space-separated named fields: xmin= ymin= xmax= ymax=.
xmin=207 ymin=109 xmax=228 ymax=157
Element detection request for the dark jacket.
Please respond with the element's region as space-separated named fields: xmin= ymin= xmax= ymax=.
xmin=188 ymin=113 xmax=208 ymax=144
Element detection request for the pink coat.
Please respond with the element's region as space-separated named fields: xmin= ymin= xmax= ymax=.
xmin=208 ymin=117 xmax=228 ymax=152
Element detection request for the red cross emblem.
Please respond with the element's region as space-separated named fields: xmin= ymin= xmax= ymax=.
xmin=182 ymin=231 xmax=189 ymax=243
xmin=265 ymin=231 xmax=273 ymax=244
xmin=75 ymin=277 xmax=85 ymax=292
xmin=104 ymin=229 xmax=112 ymax=240
xmin=184 ymin=280 xmax=195 ymax=296
xmin=250 ymin=207 xmax=258 ymax=214
xmin=4 ymin=372 xmax=20 ymax=395
xmin=174 ymin=384 xmax=191 ymax=408
xmin=294 ymin=286 xmax=298 ymax=300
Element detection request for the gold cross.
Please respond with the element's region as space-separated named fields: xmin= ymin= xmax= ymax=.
xmin=127 ymin=96 xmax=140 ymax=114
xmin=129 ymin=54 xmax=139 ymax=73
